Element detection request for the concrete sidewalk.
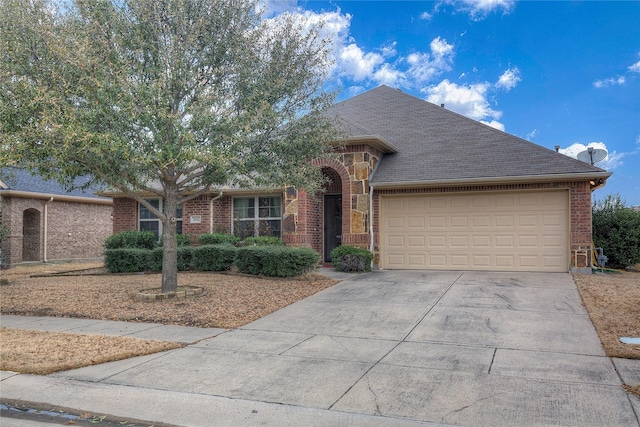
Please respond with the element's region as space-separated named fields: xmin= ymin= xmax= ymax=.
xmin=2 ymin=270 xmax=639 ymax=426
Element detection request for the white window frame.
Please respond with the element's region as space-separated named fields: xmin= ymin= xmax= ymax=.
xmin=232 ymin=195 xmax=282 ymax=239
xmin=138 ymin=199 xmax=183 ymax=238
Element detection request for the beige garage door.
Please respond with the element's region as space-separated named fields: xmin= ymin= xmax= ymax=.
xmin=381 ymin=191 xmax=569 ymax=272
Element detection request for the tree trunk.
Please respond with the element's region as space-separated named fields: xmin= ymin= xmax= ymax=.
xmin=161 ymin=187 xmax=179 ymax=293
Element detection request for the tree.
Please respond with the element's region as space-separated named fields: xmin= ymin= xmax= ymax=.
xmin=592 ymin=194 xmax=640 ymax=269
xmin=0 ymin=0 xmax=337 ymax=292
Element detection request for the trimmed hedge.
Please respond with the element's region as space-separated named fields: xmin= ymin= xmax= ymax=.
xmin=236 ymin=246 xmax=320 ymax=277
xmin=160 ymin=233 xmax=192 ymax=247
xmin=330 ymin=245 xmax=373 ymax=272
xmin=105 ymin=246 xmax=195 ymax=273
xmin=192 ymin=244 xmax=238 ymax=271
xmin=241 ymin=236 xmax=284 ymax=246
xmin=104 ymin=231 xmax=157 ymax=250
xmin=103 ymin=233 xmax=320 ymax=276
xmin=198 ymin=233 xmax=239 ymax=246
xmin=104 ymin=248 xmax=151 ymax=273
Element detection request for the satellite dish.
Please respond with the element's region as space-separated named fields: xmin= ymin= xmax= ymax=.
xmin=577 ymin=147 xmax=607 ymax=165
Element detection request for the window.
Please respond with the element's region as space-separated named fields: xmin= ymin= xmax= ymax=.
xmin=138 ymin=199 xmax=182 ymax=238
xmin=233 ymin=196 xmax=281 ymax=239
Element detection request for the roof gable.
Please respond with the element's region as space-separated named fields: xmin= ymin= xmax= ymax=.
xmin=327 ymin=85 xmax=609 ymax=185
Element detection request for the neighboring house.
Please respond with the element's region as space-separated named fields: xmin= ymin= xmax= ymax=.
xmin=109 ymin=85 xmax=611 ymax=273
xmin=0 ymin=168 xmax=112 ymax=267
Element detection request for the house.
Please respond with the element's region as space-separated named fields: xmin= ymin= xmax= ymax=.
xmin=0 ymin=168 xmax=112 ymax=267
xmin=109 ymin=85 xmax=610 ymax=273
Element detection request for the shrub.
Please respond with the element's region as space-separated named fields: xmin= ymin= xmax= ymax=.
xmin=160 ymin=234 xmax=192 ymax=247
xmin=146 ymin=247 xmax=164 ymax=272
xmin=192 ymin=244 xmax=238 ymax=271
xmin=236 ymin=246 xmax=320 ymax=277
xmin=330 ymin=245 xmax=373 ymax=272
xmin=241 ymin=236 xmax=284 ymax=246
xmin=104 ymin=231 xmax=157 ymax=249
xmin=592 ymin=194 xmax=640 ymax=268
xmin=234 ymin=246 xmax=263 ymax=275
xmin=177 ymin=246 xmax=195 ymax=271
xmin=198 ymin=233 xmax=239 ymax=246
xmin=104 ymin=248 xmax=151 ymax=273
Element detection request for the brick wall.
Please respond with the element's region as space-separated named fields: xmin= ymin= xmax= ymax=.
xmin=183 ymin=195 xmax=211 ymax=238
xmin=46 ymin=201 xmax=112 ymax=260
xmin=112 ymin=198 xmax=137 ymax=233
xmin=1 ymin=195 xmax=112 ymax=266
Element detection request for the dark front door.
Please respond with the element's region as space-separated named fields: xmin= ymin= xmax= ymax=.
xmin=324 ymin=195 xmax=342 ymax=262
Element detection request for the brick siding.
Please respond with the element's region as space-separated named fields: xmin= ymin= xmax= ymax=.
xmin=1 ymin=195 xmax=112 ymax=266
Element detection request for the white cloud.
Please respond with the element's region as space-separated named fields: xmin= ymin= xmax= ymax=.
xmin=480 ymin=120 xmax=505 ymax=131
xmin=593 ymin=76 xmax=626 ymax=88
xmin=405 ymin=37 xmax=455 ymax=84
xmin=440 ymin=0 xmax=515 ymax=19
xmin=628 ymin=60 xmax=640 ymax=73
xmin=424 ymin=79 xmax=501 ymax=122
xmin=525 ymin=129 xmax=538 ymax=141
xmin=420 ymin=11 xmax=433 ymax=20
xmin=338 ymin=43 xmax=385 ymax=82
xmin=496 ymin=67 xmax=521 ymax=91
xmin=559 ymin=142 xmax=623 ymax=170
xmin=373 ymin=63 xmax=403 ymax=87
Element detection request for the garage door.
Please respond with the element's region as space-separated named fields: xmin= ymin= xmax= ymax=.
xmin=381 ymin=191 xmax=569 ymax=272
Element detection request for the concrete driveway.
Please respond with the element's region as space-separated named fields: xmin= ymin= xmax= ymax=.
xmin=2 ymin=270 xmax=639 ymax=426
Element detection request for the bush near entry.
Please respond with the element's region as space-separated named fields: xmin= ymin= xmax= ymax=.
xmin=330 ymin=245 xmax=373 ymax=272
xmin=592 ymin=194 xmax=640 ymax=269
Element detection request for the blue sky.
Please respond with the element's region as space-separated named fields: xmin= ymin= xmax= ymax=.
xmin=266 ymin=0 xmax=640 ymax=206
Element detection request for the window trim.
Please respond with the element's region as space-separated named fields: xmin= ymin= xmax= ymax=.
xmin=232 ymin=195 xmax=282 ymax=238
xmin=138 ymin=198 xmax=183 ymax=238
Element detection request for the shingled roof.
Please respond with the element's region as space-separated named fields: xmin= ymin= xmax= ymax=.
xmin=0 ymin=167 xmax=108 ymax=200
xmin=327 ymin=85 xmax=610 ymax=187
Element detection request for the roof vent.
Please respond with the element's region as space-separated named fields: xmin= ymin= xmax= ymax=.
xmin=440 ymin=104 xmax=445 ymax=108
xmin=555 ymin=145 xmax=560 ymax=152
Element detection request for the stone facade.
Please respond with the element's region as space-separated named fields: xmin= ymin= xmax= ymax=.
xmin=1 ymin=195 xmax=112 ymax=267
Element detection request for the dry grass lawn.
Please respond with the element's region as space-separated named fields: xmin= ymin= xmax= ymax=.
xmin=573 ymin=270 xmax=640 ymax=360
xmin=0 ymin=262 xmax=338 ymax=374
xmin=0 ymin=328 xmax=182 ymax=375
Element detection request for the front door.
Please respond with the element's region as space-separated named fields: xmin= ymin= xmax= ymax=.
xmin=324 ymin=195 xmax=342 ymax=262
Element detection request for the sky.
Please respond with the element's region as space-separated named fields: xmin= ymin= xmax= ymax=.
xmin=265 ymin=0 xmax=640 ymax=206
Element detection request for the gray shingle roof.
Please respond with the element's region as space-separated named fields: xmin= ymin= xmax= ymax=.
xmin=327 ymin=85 xmax=608 ymax=185
xmin=0 ymin=167 xmax=108 ymax=199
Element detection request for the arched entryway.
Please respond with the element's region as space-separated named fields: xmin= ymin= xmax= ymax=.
xmin=22 ymin=208 xmax=41 ymax=261
xmin=322 ymin=167 xmax=343 ymax=262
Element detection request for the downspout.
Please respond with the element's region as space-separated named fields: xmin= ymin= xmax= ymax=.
xmin=43 ymin=196 xmax=54 ymax=262
xmin=369 ymin=159 xmax=382 ymax=269
xmin=209 ymin=191 xmax=223 ymax=233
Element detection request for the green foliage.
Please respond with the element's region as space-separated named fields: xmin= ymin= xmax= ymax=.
xmin=241 ymin=236 xmax=284 ymax=246
xmin=330 ymin=245 xmax=373 ymax=272
xmin=192 ymin=244 xmax=238 ymax=271
xmin=104 ymin=231 xmax=157 ymax=250
xmin=235 ymin=246 xmax=320 ymax=277
xmin=160 ymin=234 xmax=192 ymax=247
xmin=105 ymin=246 xmax=195 ymax=273
xmin=104 ymin=248 xmax=151 ymax=273
xmin=592 ymin=194 xmax=640 ymax=268
xmin=146 ymin=247 xmax=164 ymax=272
xmin=1 ymin=0 xmax=337 ymax=292
xmin=198 ymin=233 xmax=240 ymax=246
xmin=177 ymin=246 xmax=195 ymax=271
